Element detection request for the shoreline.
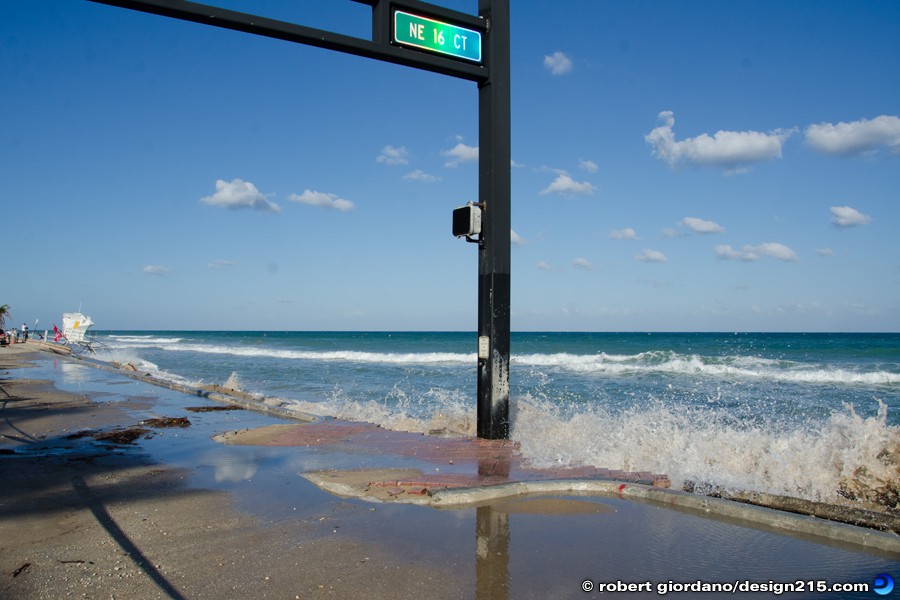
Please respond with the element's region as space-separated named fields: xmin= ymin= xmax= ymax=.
xmin=1 ymin=347 xmax=472 ymax=598
xmin=2 ymin=346 xmax=898 ymax=597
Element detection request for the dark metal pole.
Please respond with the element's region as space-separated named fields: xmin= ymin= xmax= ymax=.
xmin=476 ymin=0 xmax=511 ymax=439
xmin=88 ymin=0 xmax=487 ymax=82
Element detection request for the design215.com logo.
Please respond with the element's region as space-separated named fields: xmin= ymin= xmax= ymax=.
xmin=873 ymin=574 xmax=894 ymax=596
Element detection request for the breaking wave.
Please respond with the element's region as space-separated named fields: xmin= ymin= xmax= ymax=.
xmin=94 ymin=331 xmax=900 ymax=509
xmin=512 ymin=394 xmax=899 ymax=508
xmin=103 ymin=337 xmax=898 ymax=387
xmin=274 ymin=386 xmax=899 ymax=509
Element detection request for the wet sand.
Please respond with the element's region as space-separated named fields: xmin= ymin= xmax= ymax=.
xmin=0 ymin=348 xmax=465 ymax=599
xmin=2 ymin=346 xmax=898 ymax=599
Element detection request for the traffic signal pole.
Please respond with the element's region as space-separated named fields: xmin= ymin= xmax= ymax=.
xmin=88 ymin=0 xmax=511 ymax=439
xmin=476 ymin=0 xmax=511 ymax=439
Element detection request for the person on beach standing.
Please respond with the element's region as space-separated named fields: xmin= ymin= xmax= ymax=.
xmin=22 ymin=322 xmax=28 ymax=340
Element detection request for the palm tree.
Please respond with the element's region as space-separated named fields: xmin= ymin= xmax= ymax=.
xmin=0 ymin=304 xmax=10 ymax=329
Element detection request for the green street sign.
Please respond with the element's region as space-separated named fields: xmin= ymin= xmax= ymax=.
xmin=393 ymin=10 xmax=482 ymax=64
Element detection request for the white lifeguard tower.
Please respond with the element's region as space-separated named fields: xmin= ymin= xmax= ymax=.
xmin=62 ymin=312 xmax=94 ymax=343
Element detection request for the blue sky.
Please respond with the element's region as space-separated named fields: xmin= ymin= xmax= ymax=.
xmin=3 ymin=0 xmax=899 ymax=332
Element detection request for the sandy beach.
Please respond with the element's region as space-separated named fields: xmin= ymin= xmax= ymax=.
xmin=0 ymin=347 xmax=468 ymax=599
xmin=2 ymin=345 xmax=898 ymax=599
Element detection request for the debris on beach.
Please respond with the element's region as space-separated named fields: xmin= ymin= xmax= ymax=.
xmin=74 ymin=427 xmax=152 ymax=445
xmin=140 ymin=417 xmax=191 ymax=428
xmin=93 ymin=427 xmax=150 ymax=444
xmin=64 ymin=419 xmax=190 ymax=443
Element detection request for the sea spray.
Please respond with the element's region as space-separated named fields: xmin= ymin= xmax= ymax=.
xmin=512 ymin=393 xmax=900 ymax=507
xmin=95 ymin=347 xmax=163 ymax=379
xmin=829 ymin=401 xmax=899 ymax=507
xmin=224 ymin=371 xmax=243 ymax=392
xmin=280 ymin=384 xmax=475 ymax=435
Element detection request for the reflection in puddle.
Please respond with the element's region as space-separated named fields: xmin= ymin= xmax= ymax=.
xmin=462 ymin=495 xmax=899 ymax=599
xmin=476 ymin=506 xmax=509 ymax=600
xmin=59 ymin=360 xmax=91 ymax=384
xmin=491 ymin=497 xmax=614 ymax=515
xmin=208 ymin=449 xmax=261 ymax=482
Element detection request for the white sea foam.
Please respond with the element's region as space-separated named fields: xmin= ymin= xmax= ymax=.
xmin=99 ymin=337 xmax=900 ymax=386
xmin=264 ymin=383 xmax=897 ymax=506
xmin=91 ymin=331 xmax=899 ymax=508
xmin=281 ymin=385 xmax=476 ymax=436
xmin=514 ymin=351 xmax=899 ymax=386
xmin=512 ymin=394 xmax=899 ymax=505
xmin=93 ymin=346 xmax=157 ymax=371
xmin=103 ymin=339 xmax=474 ymax=364
xmin=93 ymin=347 xmax=194 ymax=387
xmin=105 ymin=335 xmax=184 ymax=345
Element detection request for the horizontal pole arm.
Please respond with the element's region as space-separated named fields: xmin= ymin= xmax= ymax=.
xmin=352 ymin=0 xmax=485 ymax=30
xmin=88 ymin=0 xmax=488 ymax=82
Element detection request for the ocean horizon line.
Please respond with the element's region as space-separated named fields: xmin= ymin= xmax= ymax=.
xmin=95 ymin=329 xmax=900 ymax=335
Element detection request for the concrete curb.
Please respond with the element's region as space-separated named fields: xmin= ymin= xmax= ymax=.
xmin=430 ymin=480 xmax=900 ymax=555
xmin=39 ymin=348 xmax=322 ymax=423
xmin=301 ymin=471 xmax=900 ymax=555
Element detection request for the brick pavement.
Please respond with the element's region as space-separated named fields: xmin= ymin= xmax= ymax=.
xmin=221 ymin=420 xmax=670 ymax=497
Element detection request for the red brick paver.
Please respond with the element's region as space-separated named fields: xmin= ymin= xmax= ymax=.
xmin=249 ymin=420 xmax=669 ymax=491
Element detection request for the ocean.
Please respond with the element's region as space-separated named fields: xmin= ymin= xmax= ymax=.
xmin=90 ymin=331 xmax=899 ymax=510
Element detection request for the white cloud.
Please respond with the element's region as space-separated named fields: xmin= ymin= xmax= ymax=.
xmin=805 ymin=115 xmax=900 ymax=156
xmin=540 ymin=172 xmax=596 ymax=196
xmin=680 ymin=216 xmax=725 ymax=234
xmin=289 ymin=189 xmax=354 ymax=212
xmin=772 ymin=301 xmax=831 ymax=317
xmin=376 ymin=145 xmax=410 ymax=165
xmin=442 ymin=142 xmax=479 ymax=166
xmin=572 ymin=257 xmax=593 ymax=270
xmin=543 ymin=51 xmax=573 ymax=75
xmin=403 ymin=169 xmax=441 ymax=183
xmin=510 ymin=229 xmax=526 ymax=246
xmin=645 ymin=111 xmax=795 ymax=172
xmin=208 ymin=259 xmax=236 ymax=269
xmin=714 ymin=245 xmax=748 ymax=260
xmin=535 ymin=261 xmax=561 ymax=271
xmin=714 ymin=242 xmax=798 ymax=262
xmin=830 ymin=205 xmax=871 ymax=228
xmin=142 ymin=264 xmax=170 ymax=276
xmin=635 ymin=249 xmax=667 ymax=263
xmin=200 ymin=178 xmax=280 ymax=212
xmin=756 ymin=243 xmax=799 ymax=260
xmin=579 ymin=159 xmax=598 ymax=173
xmin=662 ymin=228 xmax=680 ymax=239
xmin=816 ymin=248 xmax=836 ymax=257
xmin=610 ymin=227 xmax=638 ymax=240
